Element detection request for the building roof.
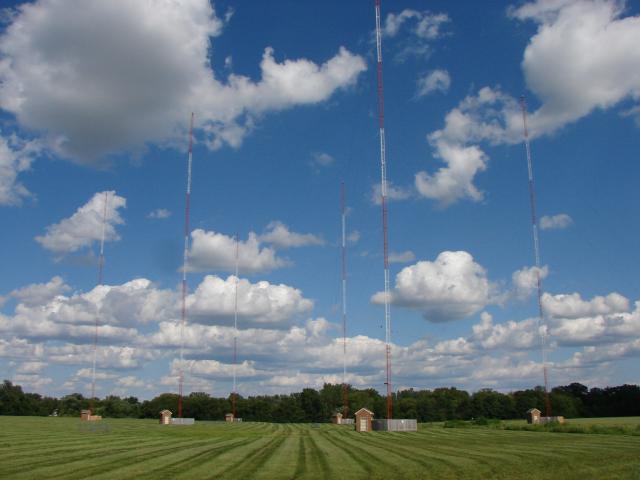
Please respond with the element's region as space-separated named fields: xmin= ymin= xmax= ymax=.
xmin=160 ymin=409 xmax=172 ymax=414
xmin=526 ymin=408 xmax=541 ymax=413
xmin=354 ymin=408 xmax=374 ymax=416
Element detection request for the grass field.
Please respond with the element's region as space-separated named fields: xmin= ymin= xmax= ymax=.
xmin=569 ymin=417 xmax=640 ymax=426
xmin=504 ymin=417 xmax=640 ymax=427
xmin=1 ymin=417 xmax=640 ymax=479
xmin=500 ymin=416 xmax=640 ymax=436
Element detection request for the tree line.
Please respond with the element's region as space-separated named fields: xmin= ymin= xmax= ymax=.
xmin=1 ymin=380 xmax=638 ymax=422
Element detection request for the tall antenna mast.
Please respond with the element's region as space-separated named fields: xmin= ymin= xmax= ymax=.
xmin=341 ymin=182 xmax=349 ymax=418
xmin=374 ymin=0 xmax=392 ymax=420
xmin=232 ymin=234 xmax=239 ymax=419
xmin=91 ymin=191 xmax=109 ymax=411
xmin=520 ymin=97 xmax=551 ymax=417
xmin=178 ymin=112 xmax=195 ymax=419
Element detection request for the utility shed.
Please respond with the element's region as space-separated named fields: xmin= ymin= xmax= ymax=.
xmin=80 ymin=409 xmax=102 ymax=421
xmin=332 ymin=412 xmax=343 ymax=425
xmin=355 ymin=408 xmax=373 ymax=432
xmin=527 ymin=408 xmax=541 ymax=424
xmin=225 ymin=413 xmax=234 ymax=423
xmin=159 ymin=410 xmax=172 ymax=425
xmin=372 ymin=419 xmax=418 ymax=432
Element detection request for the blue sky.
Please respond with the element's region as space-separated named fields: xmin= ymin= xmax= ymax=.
xmin=1 ymin=0 xmax=639 ymax=400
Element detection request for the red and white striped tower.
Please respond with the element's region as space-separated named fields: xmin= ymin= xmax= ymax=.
xmin=341 ymin=181 xmax=349 ymax=418
xmin=520 ymin=97 xmax=552 ymax=417
xmin=374 ymin=0 xmax=393 ymax=420
xmin=178 ymin=113 xmax=195 ymax=419
xmin=232 ymin=234 xmax=239 ymax=419
xmin=90 ymin=191 xmax=109 ymax=412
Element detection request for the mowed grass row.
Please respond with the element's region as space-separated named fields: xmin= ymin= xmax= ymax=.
xmin=504 ymin=416 xmax=640 ymax=428
xmin=1 ymin=417 xmax=639 ymax=479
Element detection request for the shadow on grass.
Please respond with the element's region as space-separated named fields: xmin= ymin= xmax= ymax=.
xmin=77 ymin=421 xmax=112 ymax=434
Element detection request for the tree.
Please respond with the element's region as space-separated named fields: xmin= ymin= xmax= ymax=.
xmin=319 ymin=383 xmax=344 ymax=416
xmin=141 ymin=393 xmax=179 ymax=418
xmin=2 ymin=379 xmax=640 ymax=422
xmin=101 ymin=395 xmax=141 ymax=418
xmin=397 ymin=397 xmax=418 ymax=419
xmin=272 ymin=395 xmax=305 ymax=423
xmin=0 ymin=381 xmax=28 ymax=415
xmin=59 ymin=393 xmax=88 ymax=416
xmin=512 ymin=388 xmax=545 ymax=418
xmin=471 ymin=389 xmax=516 ymax=419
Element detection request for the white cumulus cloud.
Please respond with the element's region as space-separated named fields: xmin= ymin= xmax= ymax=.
xmin=173 ymin=359 xmax=262 ymax=380
xmin=384 ymin=10 xmax=449 ymax=40
xmin=372 ymin=251 xmax=495 ymax=322
xmin=382 ymin=9 xmax=450 ymax=62
xmin=35 ymin=191 xmax=126 ymax=255
xmin=0 ymin=277 xmax=176 ymax=345
xmin=511 ymin=0 xmax=640 ymax=136
xmin=310 ymin=152 xmax=335 ymax=169
xmin=10 ymin=276 xmax=71 ymax=306
xmin=417 ymin=0 xmax=640 ymax=206
xmin=370 ymin=181 xmax=412 ymax=205
xmin=415 ymin=87 xmax=520 ymax=206
xmin=259 ymin=221 xmax=324 ymax=249
xmin=187 ymin=275 xmax=313 ymax=327
xmin=540 ymin=213 xmax=573 ymax=230
xmin=415 ymin=141 xmax=488 ymax=206
xmin=417 ymin=69 xmax=450 ymax=97
xmin=147 ymin=208 xmax=171 ymax=220
xmin=0 ymin=0 xmax=366 ymax=162
xmin=187 ymin=229 xmax=288 ymax=274
xmin=542 ymin=292 xmax=630 ymax=319
xmin=512 ymin=265 xmax=549 ymax=300
xmin=0 ymin=133 xmax=40 ymax=206
xmin=471 ymin=311 xmax=540 ymax=350
xmin=388 ymin=250 xmax=416 ymax=264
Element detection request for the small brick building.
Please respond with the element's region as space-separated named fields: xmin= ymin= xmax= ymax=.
xmin=526 ymin=408 xmax=566 ymax=425
xmin=160 ymin=410 xmax=172 ymax=425
xmin=80 ymin=409 xmax=102 ymax=421
xmin=355 ymin=408 xmax=373 ymax=432
xmin=225 ymin=413 xmax=234 ymax=423
xmin=526 ymin=408 xmax=541 ymax=424
xmin=332 ymin=412 xmax=343 ymax=425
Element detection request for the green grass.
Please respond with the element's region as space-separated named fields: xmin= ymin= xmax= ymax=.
xmin=502 ymin=416 xmax=640 ymax=435
xmin=504 ymin=417 xmax=640 ymax=427
xmin=1 ymin=417 xmax=640 ymax=479
xmin=550 ymin=416 xmax=640 ymax=427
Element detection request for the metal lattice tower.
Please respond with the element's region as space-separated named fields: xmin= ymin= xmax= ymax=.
xmin=520 ymin=97 xmax=552 ymax=417
xmin=374 ymin=0 xmax=393 ymax=420
xmin=178 ymin=113 xmax=195 ymax=419
xmin=341 ymin=181 xmax=349 ymax=418
xmin=232 ymin=234 xmax=239 ymax=419
xmin=90 ymin=191 xmax=109 ymax=412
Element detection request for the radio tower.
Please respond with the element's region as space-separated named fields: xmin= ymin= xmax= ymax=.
xmin=340 ymin=182 xmax=349 ymax=418
xmin=374 ymin=0 xmax=392 ymax=420
xmin=520 ymin=97 xmax=551 ymax=417
xmin=178 ymin=113 xmax=195 ymax=419
xmin=90 ymin=191 xmax=109 ymax=412
xmin=232 ymin=234 xmax=239 ymax=419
